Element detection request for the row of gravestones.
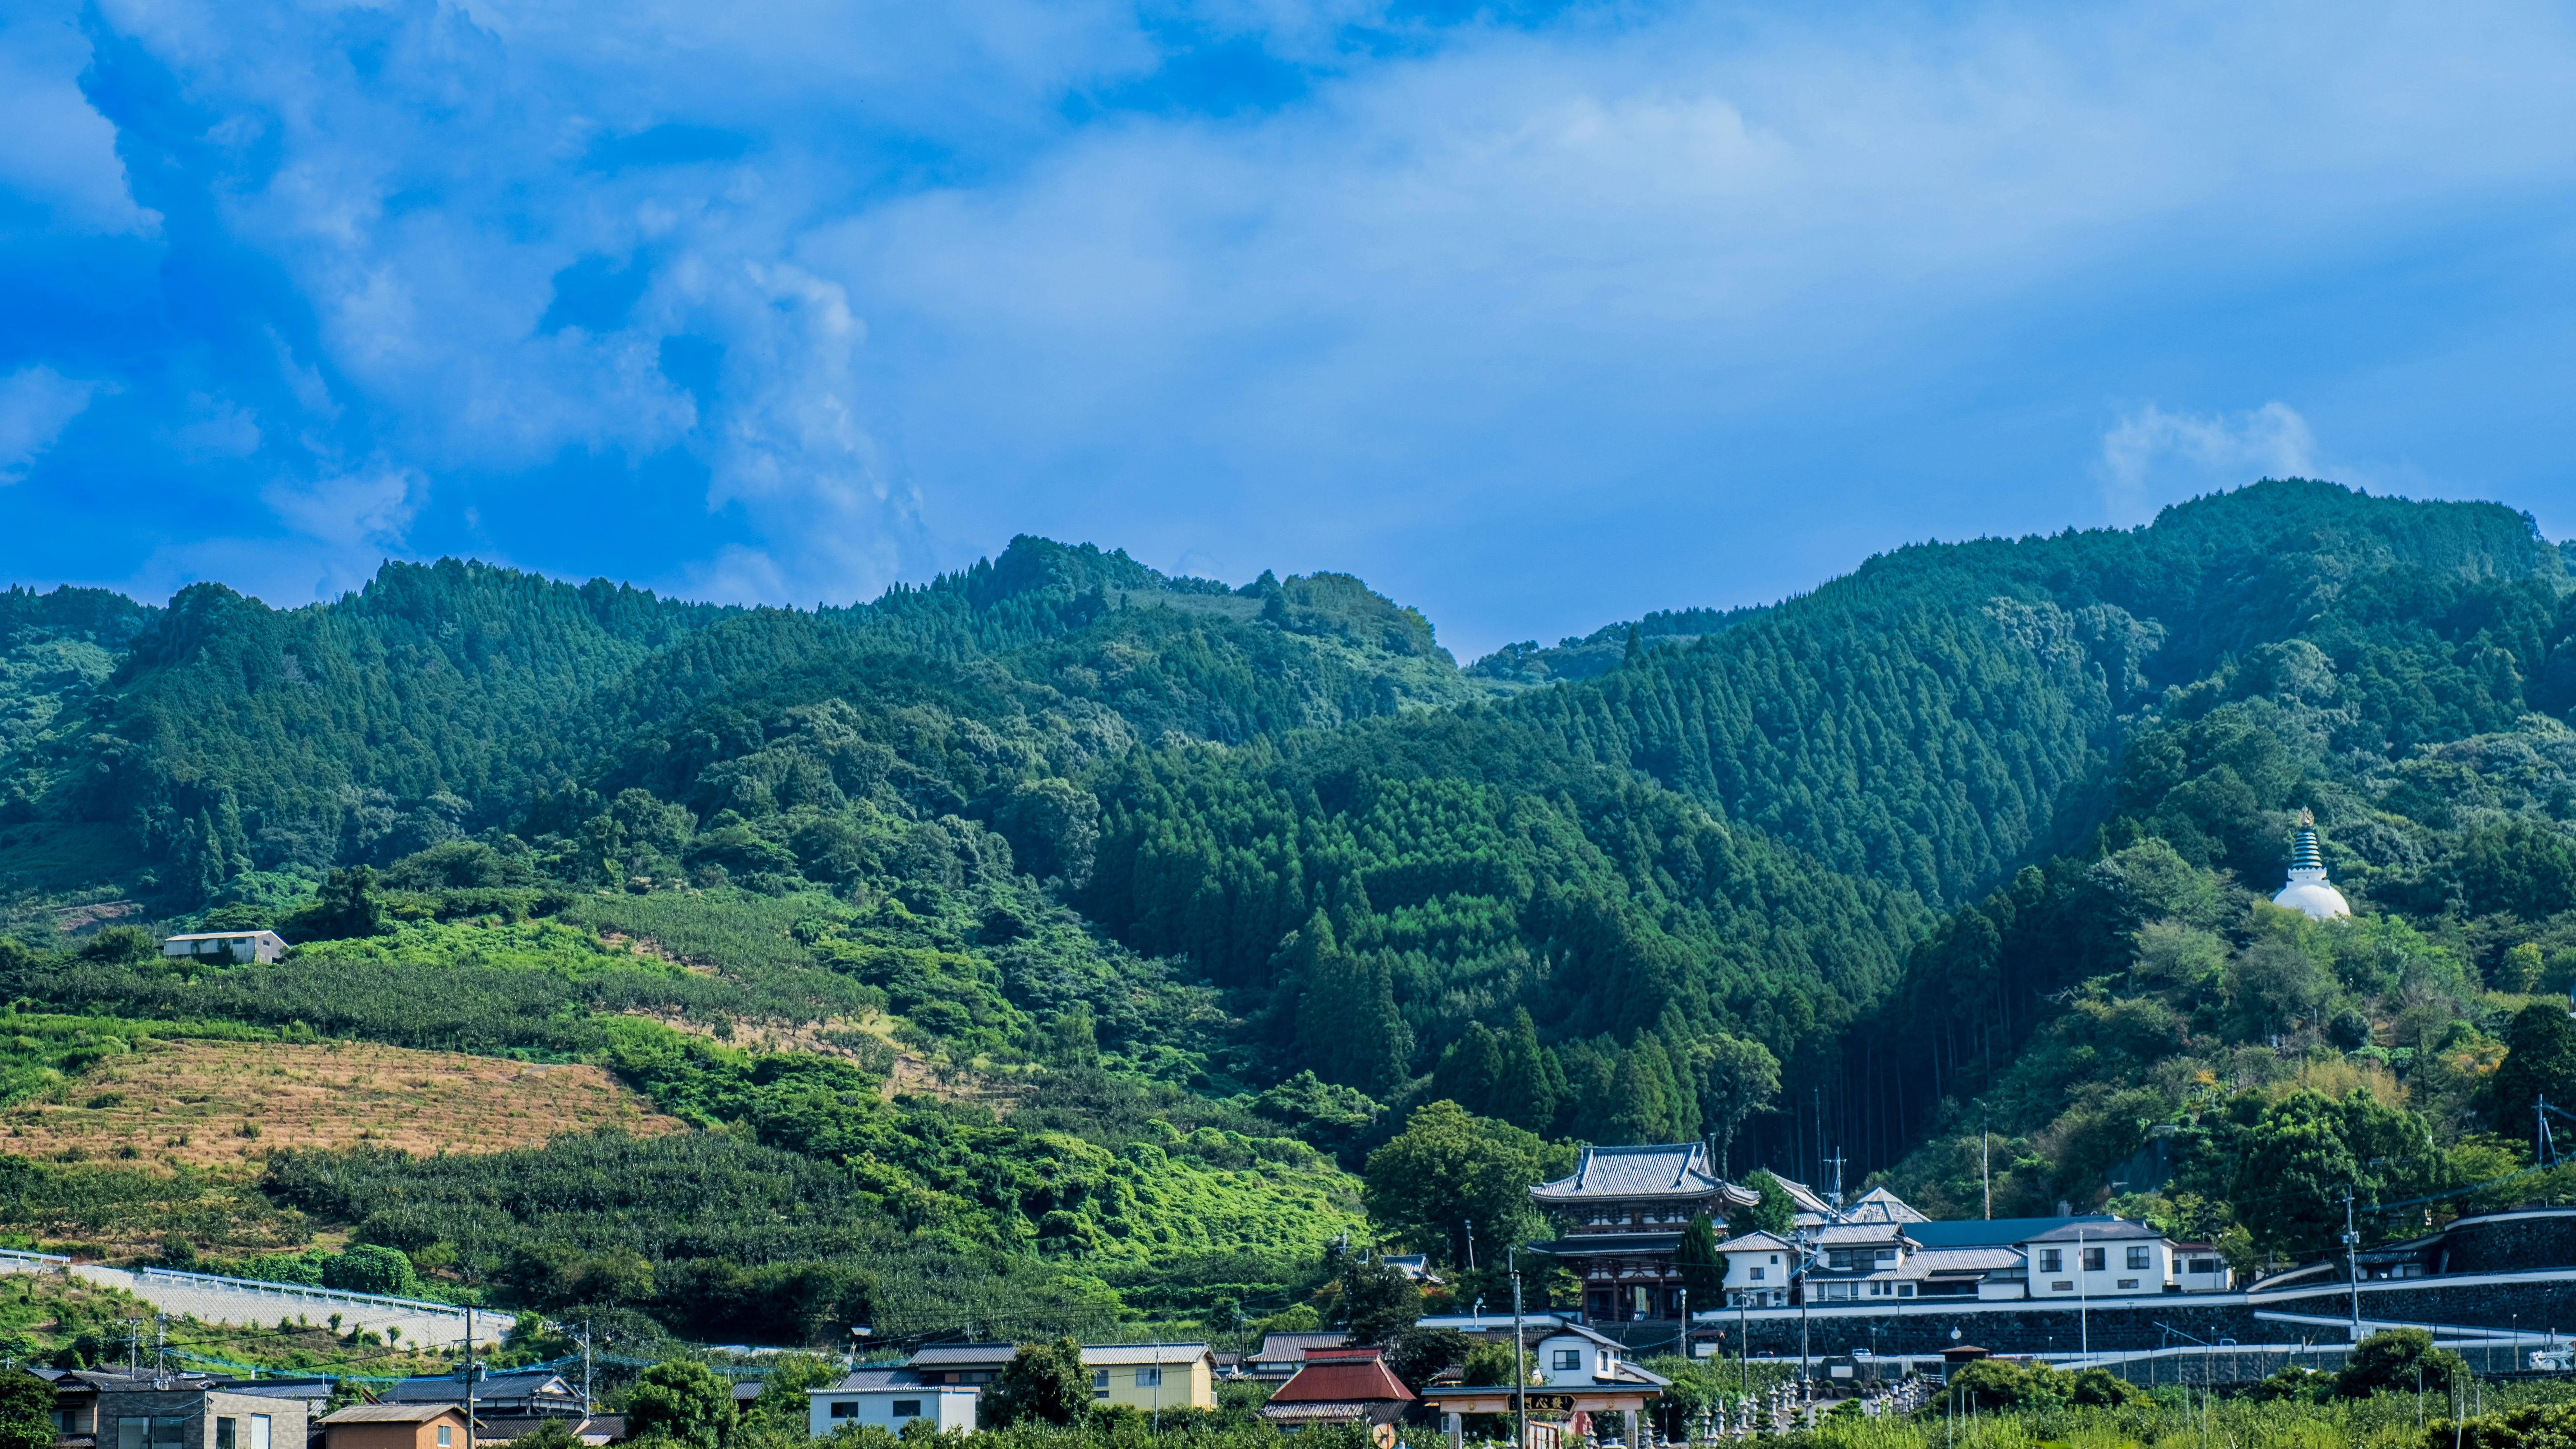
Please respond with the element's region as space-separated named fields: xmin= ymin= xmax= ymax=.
xmin=1666 ymin=1373 xmax=1942 ymax=1443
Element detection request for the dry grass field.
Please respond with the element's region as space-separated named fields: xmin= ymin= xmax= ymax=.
xmin=0 ymin=1038 xmax=684 ymax=1168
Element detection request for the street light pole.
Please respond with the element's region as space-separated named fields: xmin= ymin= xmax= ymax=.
xmin=1511 ymin=1249 xmax=1528 ymax=1449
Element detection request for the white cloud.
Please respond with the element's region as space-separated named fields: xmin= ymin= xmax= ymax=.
xmin=260 ymin=465 xmax=423 ymax=554
xmin=0 ymin=367 xmax=107 ymax=483
xmin=43 ymin=0 xmax=2576 ymax=631
xmin=2095 ymin=402 xmax=2319 ymax=527
xmin=0 ymin=5 xmax=157 ymax=234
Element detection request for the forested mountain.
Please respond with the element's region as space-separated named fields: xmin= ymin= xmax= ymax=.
xmin=2 ymin=478 xmax=2574 ymax=1347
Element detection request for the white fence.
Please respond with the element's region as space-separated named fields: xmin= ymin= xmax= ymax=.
xmin=61 ymin=1263 xmax=498 ymax=1347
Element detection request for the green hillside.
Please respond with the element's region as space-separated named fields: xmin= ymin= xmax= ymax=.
xmin=1 ymin=478 xmax=2573 ymax=1347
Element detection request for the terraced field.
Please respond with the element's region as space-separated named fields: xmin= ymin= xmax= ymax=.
xmin=1 ymin=1038 xmax=684 ymax=1168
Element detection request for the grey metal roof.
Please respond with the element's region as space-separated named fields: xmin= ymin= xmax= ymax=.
xmin=1716 ymin=1230 xmax=1794 ymax=1253
xmin=906 ymin=1344 xmax=1018 ymax=1368
xmin=1894 ymin=1247 xmax=2022 ymax=1279
xmin=819 ymin=1370 xmax=919 ymax=1392
xmin=382 ymin=1372 xmax=578 ymax=1404
xmin=2022 ymin=1218 xmax=2164 ymax=1243
xmin=1251 ymin=1333 xmax=1350 ymax=1364
xmin=1083 ymin=1344 xmax=1212 ymax=1366
xmin=1812 ymin=1224 xmax=1909 ymax=1245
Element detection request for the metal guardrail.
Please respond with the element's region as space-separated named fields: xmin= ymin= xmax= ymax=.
xmin=0 ymin=1248 xmax=73 ymax=1267
xmin=115 ymin=1265 xmax=477 ymax=1317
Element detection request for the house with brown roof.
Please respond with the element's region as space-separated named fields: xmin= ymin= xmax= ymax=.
xmin=1257 ymin=1345 xmax=1414 ymax=1429
xmin=316 ymin=1403 xmax=472 ymax=1449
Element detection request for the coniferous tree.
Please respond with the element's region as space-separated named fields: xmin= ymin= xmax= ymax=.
xmin=1360 ymin=954 xmax=1415 ymax=1098
xmin=1605 ymin=1042 xmax=1671 ymax=1144
xmin=1674 ymin=1214 xmax=1727 ymax=1298
xmin=1432 ymin=1023 xmax=1504 ymax=1118
xmin=1287 ymin=910 xmax=1347 ymax=1079
xmin=1494 ymin=1009 xmax=1558 ymax=1132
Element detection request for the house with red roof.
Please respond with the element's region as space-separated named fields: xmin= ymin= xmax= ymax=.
xmin=1256 ymin=1345 xmax=1415 ymax=1429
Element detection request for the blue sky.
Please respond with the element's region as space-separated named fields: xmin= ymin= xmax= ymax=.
xmin=5 ymin=0 xmax=2576 ymax=661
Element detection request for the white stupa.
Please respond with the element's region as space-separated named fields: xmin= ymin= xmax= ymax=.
xmin=2272 ymin=808 xmax=2351 ymax=920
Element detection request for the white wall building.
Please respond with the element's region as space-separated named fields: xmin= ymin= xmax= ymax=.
xmin=161 ymin=930 xmax=288 ymax=963
xmin=808 ymin=1371 xmax=977 ymax=1436
xmin=1715 ymin=1231 xmax=1794 ymax=1307
xmin=2021 ymin=1220 xmax=2174 ymax=1298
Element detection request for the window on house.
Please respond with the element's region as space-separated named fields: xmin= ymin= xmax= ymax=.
xmin=829 ymin=1403 xmax=859 ymax=1419
xmin=1553 ymin=1350 xmax=1580 ymax=1371
xmin=251 ymin=1416 xmax=271 ymax=1449
xmin=1597 ymin=1352 xmax=1612 ymax=1375
xmin=1092 ymin=1371 xmax=1111 ymax=1398
xmin=892 ymin=1402 xmax=923 ymax=1419
xmin=2051 ymin=1281 xmax=2073 ymax=1293
xmin=2081 ymin=1248 xmax=2106 ymax=1271
xmin=2037 ymin=1250 xmax=2061 ymax=1273
xmin=1136 ymin=1368 xmax=1161 ymax=1388
xmin=1898 ymin=1284 xmax=1914 ymax=1298
xmin=2117 ymin=1279 xmax=2139 ymax=1290
xmin=1747 ymin=1268 xmax=1764 ymax=1281
xmin=151 ymin=1418 xmax=187 ymax=1448
xmin=437 ymin=1427 xmax=452 ymax=1447
xmin=2188 ymin=1258 xmax=2221 ymax=1274
xmin=218 ymin=1420 xmax=238 ymax=1449
xmin=2126 ymin=1246 xmax=2151 ymax=1270
xmin=1874 ymin=1249 xmax=1898 ymax=1265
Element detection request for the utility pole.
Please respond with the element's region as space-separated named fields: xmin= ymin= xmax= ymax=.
xmin=580 ymin=1319 xmax=595 ymax=1409
xmin=1980 ymin=1114 xmax=1991 ymax=1222
xmin=1511 ymin=1249 xmax=1527 ymax=1449
xmin=2078 ymin=1227 xmax=2090 ymax=1360
xmin=1679 ymin=1288 xmax=1689 ymax=1361
xmin=1795 ymin=1225 xmax=1811 ymax=1383
xmin=1465 ymin=1218 xmax=1476 ymax=1273
xmin=2343 ymin=1188 xmax=2362 ymax=1342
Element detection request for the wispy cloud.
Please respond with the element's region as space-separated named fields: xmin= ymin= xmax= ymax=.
xmin=2096 ymin=402 xmax=2320 ymax=527
xmin=0 ymin=367 xmax=107 ymax=483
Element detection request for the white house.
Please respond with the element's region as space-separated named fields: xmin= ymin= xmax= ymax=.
xmin=1715 ymin=1230 xmax=1795 ymax=1307
xmin=808 ymin=1370 xmax=978 ymax=1436
xmin=1528 ymin=1321 xmax=1667 ymax=1392
xmin=161 ymin=930 xmax=288 ymax=964
xmin=2021 ymin=1220 xmax=2174 ymax=1298
xmin=2173 ymin=1243 xmax=2234 ymax=1292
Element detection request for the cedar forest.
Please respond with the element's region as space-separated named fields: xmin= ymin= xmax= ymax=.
xmin=5 ymin=479 xmax=2576 ymax=1361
